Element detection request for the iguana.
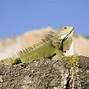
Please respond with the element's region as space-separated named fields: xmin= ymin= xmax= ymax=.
xmin=0 ymin=26 xmax=74 ymax=65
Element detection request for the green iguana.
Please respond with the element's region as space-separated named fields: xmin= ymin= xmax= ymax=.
xmin=0 ymin=26 xmax=74 ymax=65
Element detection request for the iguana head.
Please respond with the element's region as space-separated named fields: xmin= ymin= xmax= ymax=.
xmin=58 ymin=26 xmax=74 ymax=52
xmin=52 ymin=26 xmax=74 ymax=53
xmin=57 ymin=26 xmax=74 ymax=40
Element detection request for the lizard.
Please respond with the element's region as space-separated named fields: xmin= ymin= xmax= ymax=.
xmin=0 ymin=26 xmax=74 ymax=65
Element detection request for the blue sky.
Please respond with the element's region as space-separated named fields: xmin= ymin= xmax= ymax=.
xmin=0 ymin=0 xmax=89 ymax=38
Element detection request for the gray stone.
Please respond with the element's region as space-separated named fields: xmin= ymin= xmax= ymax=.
xmin=0 ymin=56 xmax=88 ymax=89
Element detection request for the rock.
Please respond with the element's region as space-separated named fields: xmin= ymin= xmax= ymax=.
xmin=0 ymin=56 xmax=88 ymax=89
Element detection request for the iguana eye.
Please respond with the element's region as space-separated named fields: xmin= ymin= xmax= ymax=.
xmin=64 ymin=27 xmax=67 ymax=29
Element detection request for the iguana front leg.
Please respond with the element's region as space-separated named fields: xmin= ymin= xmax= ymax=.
xmin=51 ymin=49 xmax=64 ymax=58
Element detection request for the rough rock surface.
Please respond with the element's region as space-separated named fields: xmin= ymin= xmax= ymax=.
xmin=0 ymin=56 xmax=88 ymax=89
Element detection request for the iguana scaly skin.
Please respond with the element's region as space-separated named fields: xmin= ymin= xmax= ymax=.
xmin=0 ymin=26 xmax=74 ymax=65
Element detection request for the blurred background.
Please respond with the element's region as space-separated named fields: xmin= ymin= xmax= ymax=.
xmin=0 ymin=0 xmax=89 ymax=38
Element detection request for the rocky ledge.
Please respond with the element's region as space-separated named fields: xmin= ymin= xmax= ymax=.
xmin=0 ymin=56 xmax=89 ymax=89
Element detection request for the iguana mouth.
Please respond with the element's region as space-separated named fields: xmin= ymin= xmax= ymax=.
xmin=61 ymin=40 xmax=64 ymax=52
